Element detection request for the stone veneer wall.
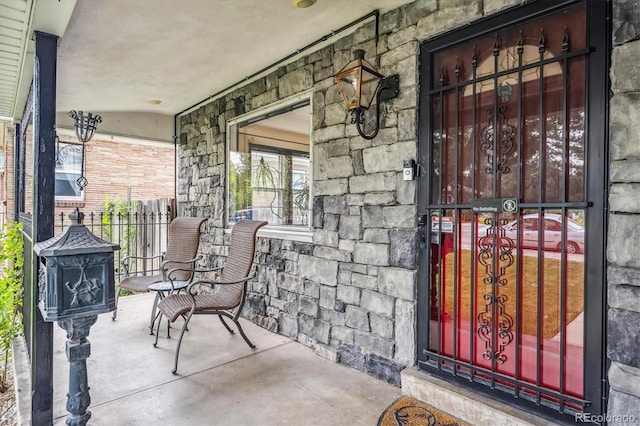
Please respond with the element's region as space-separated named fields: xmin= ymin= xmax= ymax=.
xmin=607 ymin=0 xmax=640 ymax=421
xmin=178 ymin=3 xmax=640 ymax=413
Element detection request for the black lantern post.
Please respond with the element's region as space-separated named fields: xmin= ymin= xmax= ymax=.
xmin=334 ymin=49 xmax=400 ymax=140
xmin=34 ymin=209 xmax=120 ymax=426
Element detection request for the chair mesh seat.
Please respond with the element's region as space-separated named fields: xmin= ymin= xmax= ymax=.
xmin=118 ymin=273 xmax=164 ymax=293
xmin=157 ymin=288 xmax=242 ymax=322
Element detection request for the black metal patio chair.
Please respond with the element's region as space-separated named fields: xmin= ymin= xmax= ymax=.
xmin=113 ymin=217 xmax=207 ymax=330
xmin=153 ymin=219 xmax=267 ymax=374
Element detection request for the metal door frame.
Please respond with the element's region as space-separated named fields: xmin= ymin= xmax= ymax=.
xmin=416 ymin=0 xmax=610 ymax=421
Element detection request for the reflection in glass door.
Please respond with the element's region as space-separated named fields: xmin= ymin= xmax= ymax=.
xmin=417 ymin=1 xmax=606 ymax=419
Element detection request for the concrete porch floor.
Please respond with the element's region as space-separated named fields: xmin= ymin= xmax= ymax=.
xmin=21 ymin=292 xmax=401 ymax=425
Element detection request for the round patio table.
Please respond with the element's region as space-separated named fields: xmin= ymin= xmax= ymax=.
xmin=148 ymin=280 xmax=189 ymax=337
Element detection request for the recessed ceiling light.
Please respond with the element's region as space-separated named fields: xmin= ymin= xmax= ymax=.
xmin=293 ymin=0 xmax=317 ymax=8
xmin=147 ymin=99 xmax=162 ymax=105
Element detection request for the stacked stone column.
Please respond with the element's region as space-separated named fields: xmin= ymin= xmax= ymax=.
xmin=607 ymin=0 xmax=640 ymax=421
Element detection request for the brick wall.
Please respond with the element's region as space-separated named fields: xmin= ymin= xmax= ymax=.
xmin=2 ymin=126 xmax=175 ymax=220
xmin=56 ymin=135 xmax=175 ymax=214
xmin=0 ymin=122 xmax=11 ymax=223
xmin=70 ymin=134 xmax=175 ymax=215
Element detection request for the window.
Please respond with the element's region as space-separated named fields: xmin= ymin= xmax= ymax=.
xmin=228 ymin=100 xmax=311 ymax=229
xmin=55 ymin=142 xmax=84 ymax=200
xmin=544 ymin=219 xmax=561 ymax=232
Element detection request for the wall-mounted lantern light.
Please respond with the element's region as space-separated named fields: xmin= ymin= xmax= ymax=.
xmin=334 ymin=49 xmax=399 ymax=140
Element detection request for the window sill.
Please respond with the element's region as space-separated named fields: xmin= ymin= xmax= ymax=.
xmin=55 ymin=200 xmax=85 ymax=208
xmin=227 ymin=224 xmax=313 ymax=243
xmin=258 ymin=226 xmax=313 ymax=243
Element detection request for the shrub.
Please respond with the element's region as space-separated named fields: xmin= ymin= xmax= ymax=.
xmin=0 ymin=222 xmax=24 ymax=392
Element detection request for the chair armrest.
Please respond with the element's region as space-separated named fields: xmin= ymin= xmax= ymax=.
xmin=120 ymin=253 xmax=164 ymax=276
xmin=160 ymin=254 xmax=203 ymax=270
xmin=166 ymin=265 xmax=222 ymax=282
xmin=160 ymin=255 xmax=204 ymax=280
xmin=121 ymin=253 xmax=164 ymax=266
xmin=186 ymin=274 xmax=255 ymax=295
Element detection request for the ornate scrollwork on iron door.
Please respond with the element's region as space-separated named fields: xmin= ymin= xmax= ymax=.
xmin=479 ymin=105 xmax=516 ymax=175
xmin=476 ymin=218 xmax=515 ymax=363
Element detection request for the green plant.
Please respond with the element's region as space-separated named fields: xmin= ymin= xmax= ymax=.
xmin=254 ymin=156 xmax=283 ymax=221
xmin=102 ymin=197 xmax=136 ymax=290
xmin=293 ymin=180 xmax=310 ymax=224
xmin=0 ymin=222 xmax=24 ymax=392
xmin=102 ymin=196 xmax=135 ymax=257
xmin=229 ymin=154 xmax=253 ymax=215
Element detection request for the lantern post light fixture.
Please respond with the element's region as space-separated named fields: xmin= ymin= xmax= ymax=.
xmin=334 ymin=49 xmax=399 ymax=140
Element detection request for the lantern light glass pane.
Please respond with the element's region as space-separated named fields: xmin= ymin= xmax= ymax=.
xmin=337 ymin=70 xmax=360 ymax=110
xmin=359 ymin=69 xmax=382 ymax=109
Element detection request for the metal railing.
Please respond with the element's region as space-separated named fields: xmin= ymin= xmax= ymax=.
xmin=55 ymin=211 xmax=173 ymax=283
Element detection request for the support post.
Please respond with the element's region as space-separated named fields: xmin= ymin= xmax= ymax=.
xmin=58 ymin=316 xmax=97 ymax=426
xmin=32 ymin=30 xmax=58 ymax=425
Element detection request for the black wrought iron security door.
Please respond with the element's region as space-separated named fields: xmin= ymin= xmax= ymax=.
xmin=417 ymin=1 xmax=608 ymax=420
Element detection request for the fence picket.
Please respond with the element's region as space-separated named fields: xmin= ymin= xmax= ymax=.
xmin=54 ymin=199 xmax=174 ymax=283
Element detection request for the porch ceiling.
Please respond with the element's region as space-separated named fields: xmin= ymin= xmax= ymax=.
xmin=1 ymin=0 xmax=414 ymax=125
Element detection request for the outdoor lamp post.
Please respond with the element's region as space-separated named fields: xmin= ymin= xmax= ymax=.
xmin=334 ymin=49 xmax=400 ymax=140
xmin=34 ymin=208 xmax=120 ymax=426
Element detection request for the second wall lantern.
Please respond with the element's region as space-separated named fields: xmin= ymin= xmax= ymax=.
xmin=334 ymin=49 xmax=399 ymax=140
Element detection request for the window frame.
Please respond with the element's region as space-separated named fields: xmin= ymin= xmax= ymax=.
xmin=226 ymin=91 xmax=313 ymax=242
xmin=55 ymin=140 xmax=85 ymax=202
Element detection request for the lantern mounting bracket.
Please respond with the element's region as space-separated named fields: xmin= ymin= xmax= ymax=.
xmin=378 ymin=74 xmax=400 ymax=102
xmin=352 ymin=74 xmax=400 ymax=140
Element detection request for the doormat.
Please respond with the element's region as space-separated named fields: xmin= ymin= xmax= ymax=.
xmin=377 ymin=396 xmax=468 ymax=426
